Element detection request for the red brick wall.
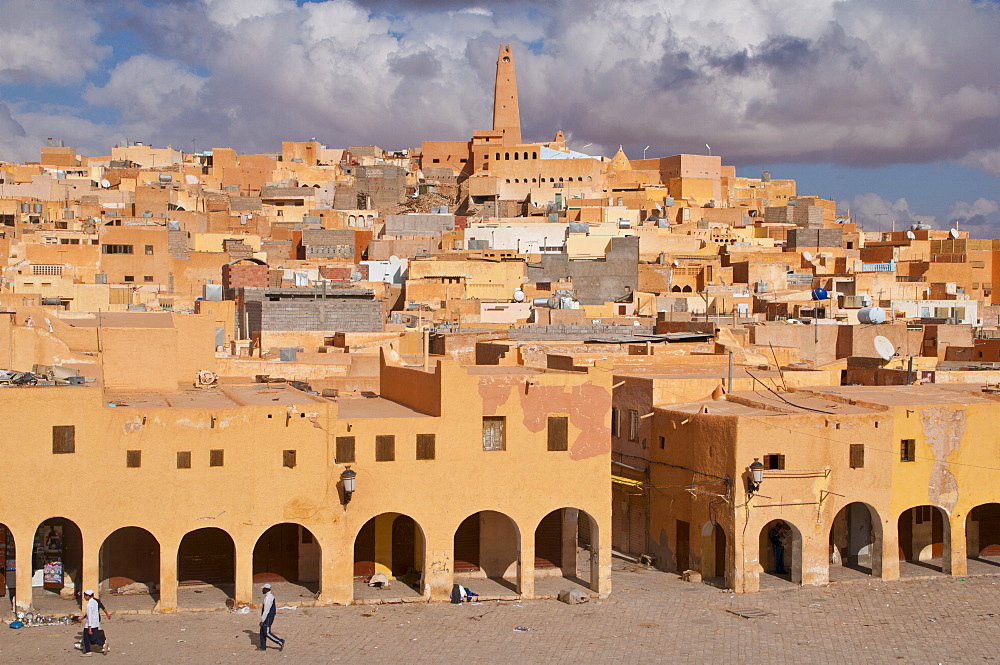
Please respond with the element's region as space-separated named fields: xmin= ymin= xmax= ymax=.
xmin=222 ymin=263 xmax=269 ymax=289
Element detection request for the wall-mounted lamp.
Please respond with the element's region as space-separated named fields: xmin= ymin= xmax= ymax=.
xmin=341 ymin=466 xmax=356 ymax=505
xmin=747 ymin=458 xmax=764 ymax=496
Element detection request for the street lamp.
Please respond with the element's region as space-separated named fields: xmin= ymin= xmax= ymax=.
xmin=341 ymin=466 xmax=356 ymax=504
xmin=747 ymin=458 xmax=764 ymax=496
xmin=643 ymin=145 xmax=650 ymax=160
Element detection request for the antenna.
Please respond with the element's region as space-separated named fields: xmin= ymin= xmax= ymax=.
xmin=873 ymin=335 xmax=895 ymax=361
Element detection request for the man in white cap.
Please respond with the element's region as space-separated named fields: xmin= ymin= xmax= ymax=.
xmin=257 ymin=583 xmax=285 ymax=652
xmin=81 ymin=589 xmax=108 ymax=656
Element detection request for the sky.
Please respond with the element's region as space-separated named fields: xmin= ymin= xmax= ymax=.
xmin=1 ymin=0 xmax=999 ymax=234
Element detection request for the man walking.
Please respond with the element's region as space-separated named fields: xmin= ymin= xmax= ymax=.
xmin=81 ymin=590 xmax=108 ymax=657
xmin=258 ymin=584 xmax=285 ymax=652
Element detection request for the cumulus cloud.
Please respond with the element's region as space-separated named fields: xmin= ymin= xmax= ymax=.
xmin=4 ymin=0 xmax=1000 ymax=179
xmin=0 ymin=0 xmax=109 ymax=84
xmin=838 ymin=193 xmax=937 ymax=231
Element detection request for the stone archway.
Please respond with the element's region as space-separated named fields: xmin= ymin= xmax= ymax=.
xmin=829 ymin=502 xmax=883 ymax=581
xmin=453 ymin=510 xmax=520 ymax=596
xmin=897 ymin=505 xmax=950 ymax=575
xmin=353 ymin=513 xmax=425 ymax=602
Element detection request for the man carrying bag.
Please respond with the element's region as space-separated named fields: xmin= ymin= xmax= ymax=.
xmin=80 ymin=590 xmax=108 ymax=657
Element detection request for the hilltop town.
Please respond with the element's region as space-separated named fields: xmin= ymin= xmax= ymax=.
xmin=0 ymin=45 xmax=998 ymax=621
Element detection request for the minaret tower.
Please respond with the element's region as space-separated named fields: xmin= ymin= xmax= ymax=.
xmin=492 ymin=44 xmax=522 ymax=145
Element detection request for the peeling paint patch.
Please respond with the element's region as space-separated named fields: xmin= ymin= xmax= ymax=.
xmin=307 ymin=415 xmax=325 ymax=430
xmin=568 ymin=383 xmax=612 ymax=460
xmin=121 ymin=416 xmax=143 ymax=434
xmin=283 ymin=496 xmax=320 ymax=521
xmin=921 ymin=407 xmax=963 ymax=512
xmin=477 ymin=375 xmax=519 ymax=415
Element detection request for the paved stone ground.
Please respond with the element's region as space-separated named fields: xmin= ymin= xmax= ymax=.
xmin=3 ymin=563 xmax=999 ymax=664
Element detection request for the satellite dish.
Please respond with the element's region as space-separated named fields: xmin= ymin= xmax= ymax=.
xmin=802 ymin=251 xmax=814 ymax=262
xmin=672 ymin=259 xmax=679 ymax=267
xmin=513 ymin=289 xmax=525 ymax=302
xmin=950 ymin=228 xmax=960 ymax=239
xmin=873 ymin=335 xmax=895 ymax=361
xmin=906 ymin=230 xmax=916 ymax=240
xmin=100 ymin=179 xmax=110 ymax=189
xmin=185 ymin=174 xmax=199 ymax=185
xmin=388 ymin=255 xmax=400 ymax=266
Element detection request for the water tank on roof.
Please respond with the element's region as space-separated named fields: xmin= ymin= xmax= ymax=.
xmin=858 ymin=306 xmax=886 ymax=325
xmin=811 ymin=288 xmax=828 ymax=300
xmin=663 ymin=196 xmax=675 ymax=207
xmin=33 ymin=204 xmax=43 ymax=213
xmin=756 ymin=281 xmax=769 ymax=293
xmin=532 ymin=297 xmax=553 ymax=308
xmin=158 ymin=173 xmax=173 ymax=182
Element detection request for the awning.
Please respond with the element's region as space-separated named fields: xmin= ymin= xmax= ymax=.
xmin=612 ymin=475 xmax=644 ymax=488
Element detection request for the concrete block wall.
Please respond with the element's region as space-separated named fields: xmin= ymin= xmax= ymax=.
xmin=788 ymin=228 xmax=843 ymax=249
xmin=246 ymin=299 xmax=384 ymax=335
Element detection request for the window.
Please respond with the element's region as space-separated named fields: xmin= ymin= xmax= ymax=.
xmin=416 ymin=434 xmax=435 ymax=460
xmin=610 ymin=407 xmax=620 ymax=437
xmin=914 ymin=505 xmax=933 ymax=524
xmin=849 ymin=444 xmax=864 ymax=469
xmin=763 ymin=453 xmax=785 ymax=470
xmin=126 ymin=450 xmax=141 ymax=468
xmin=482 ymin=416 xmax=505 ymax=451
xmin=628 ymin=410 xmax=639 ymax=442
xmin=432 ymin=158 xmax=440 ymax=163
xmin=659 ymin=436 xmax=665 ymax=450
xmin=144 ymin=245 xmax=154 ymax=255
xmin=143 ymin=276 xmax=153 ymax=282
xmin=101 ymin=244 xmax=133 ymax=254
xmin=283 ymin=450 xmax=297 ymax=468
xmin=123 ymin=276 xmax=134 ymax=282
xmin=375 ymin=435 xmax=395 ymax=461
xmin=900 ymin=439 xmax=915 ymax=462
xmin=547 ymin=416 xmax=568 ymax=451
xmin=336 ymin=436 xmax=355 ymax=463
xmin=210 ymin=449 xmax=224 ymax=467
xmin=52 ymin=425 xmax=75 ymax=454
xmin=177 ymin=451 xmax=191 ymax=469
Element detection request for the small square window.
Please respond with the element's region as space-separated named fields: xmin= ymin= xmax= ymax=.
xmin=375 ymin=435 xmax=395 ymax=462
xmin=126 ymin=450 xmax=141 ymax=468
xmin=849 ymin=444 xmax=864 ymax=469
xmin=763 ymin=453 xmax=785 ymax=470
xmin=482 ymin=417 xmax=505 ymax=451
xmin=336 ymin=436 xmax=355 ymax=463
xmin=52 ymin=425 xmax=75 ymax=454
xmin=900 ymin=439 xmax=915 ymax=462
xmin=144 ymin=245 xmax=154 ymax=255
xmin=283 ymin=450 xmax=296 ymax=468
xmin=177 ymin=451 xmax=191 ymax=469
xmin=210 ymin=449 xmax=224 ymax=467
xmin=123 ymin=275 xmax=134 ymax=282
xmin=143 ymin=275 xmax=153 ymax=282
xmin=547 ymin=416 xmax=568 ymax=451
xmin=416 ymin=434 xmax=435 ymax=460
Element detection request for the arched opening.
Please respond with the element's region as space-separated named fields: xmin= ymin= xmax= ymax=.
xmin=514 ymin=152 xmax=519 ymax=160
xmin=31 ymin=517 xmax=82 ymax=612
xmin=177 ymin=527 xmax=235 ymax=608
xmin=758 ymin=519 xmax=802 ymax=587
xmin=495 ymin=153 xmax=500 ymax=161
xmin=897 ymin=505 xmax=950 ymax=575
xmin=523 ymin=152 xmax=528 ymax=160
xmin=966 ymin=503 xmax=1000 ymax=570
xmin=671 ymin=285 xmax=682 ymax=293
xmin=0 ymin=523 xmax=14 ymax=604
xmin=700 ymin=521 xmax=726 ymax=586
xmin=453 ymin=510 xmax=520 ymax=596
xmin=532 ymin=508 xmax=599 ymax=596
xmin=504 ymin=152 xmax=510 ymax=160
xmin=532 ymin=152 xmax=538 ymax=159
xmin=828 ymin=503 xmax=882 ymax=581
xmin=99 ymin=527 xmax=160 ymax=610
xmin=353 ymin=514 xmax=425 ymax=602
xmin=253 ymin=523 xmax=321 ymax=598
xmin=682 ymin=285 xmax=693 ymax=293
